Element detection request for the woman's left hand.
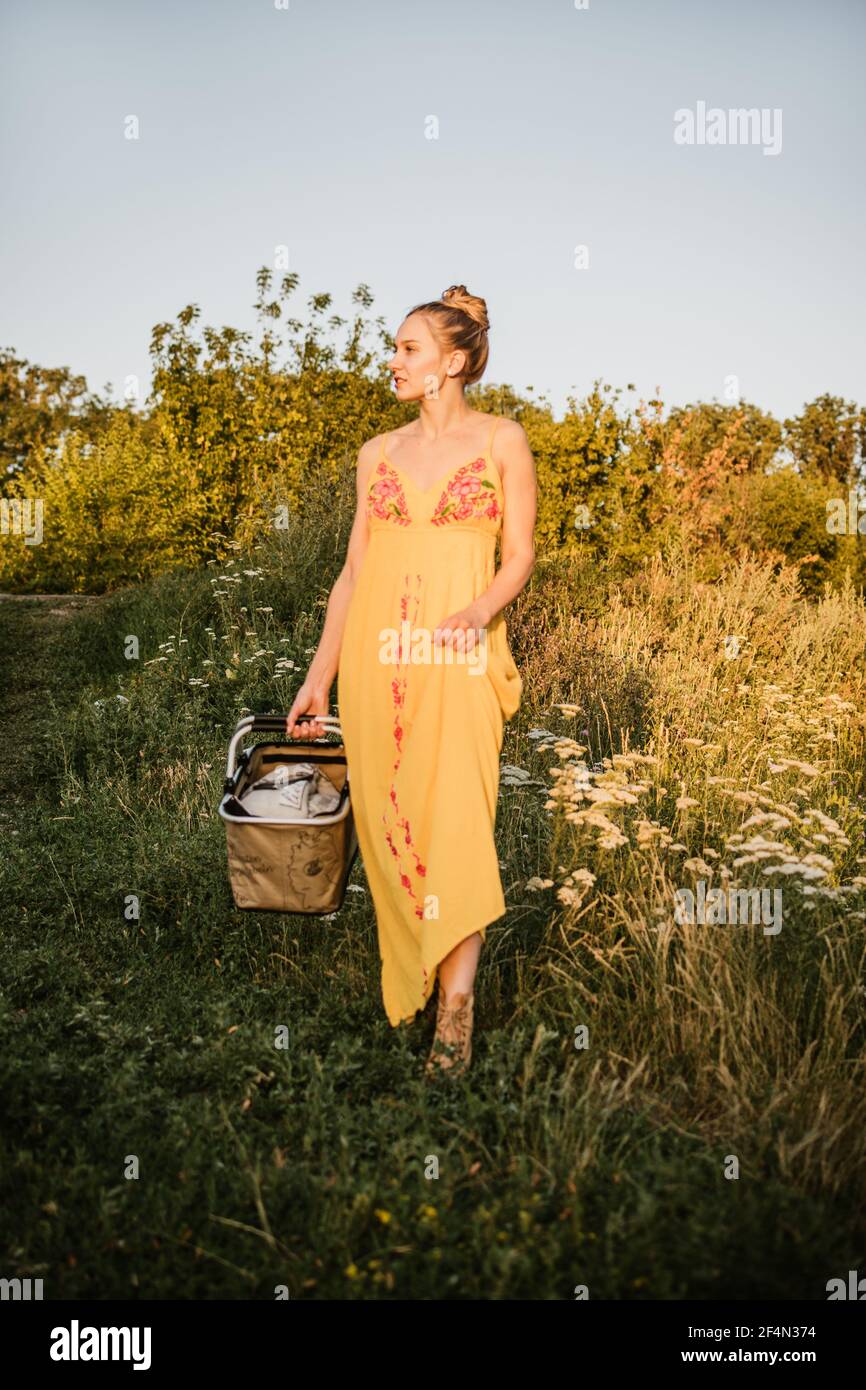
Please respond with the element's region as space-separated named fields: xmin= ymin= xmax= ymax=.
xmin=433 ymin=599 xmax=490 ymax=653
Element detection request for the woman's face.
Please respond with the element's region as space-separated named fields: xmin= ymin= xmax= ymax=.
xmin=388 ymin=313 xmax=463 ymax=401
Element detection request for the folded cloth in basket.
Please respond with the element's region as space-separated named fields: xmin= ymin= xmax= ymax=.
xmin=237 ymin=762 xmax=343 ymax=819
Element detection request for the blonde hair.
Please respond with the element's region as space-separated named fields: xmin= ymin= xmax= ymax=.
xmin=405 ymin=283 xmax=490 ymax=385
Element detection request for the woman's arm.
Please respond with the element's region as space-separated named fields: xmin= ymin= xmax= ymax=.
xmin=435 ymin=419 xmax=536 ymax=650
xmin=286 ymin=438 xmax=377 ymax=738
xmin=477 ymin=417 xmax=537 ymax=625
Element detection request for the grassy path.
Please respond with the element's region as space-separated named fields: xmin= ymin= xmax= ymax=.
xmin=0 ymin=593 xmax=99 ymax=807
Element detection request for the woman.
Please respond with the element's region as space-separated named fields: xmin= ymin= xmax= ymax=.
xmin=285 ymin=285 xmax=537 ymax=1076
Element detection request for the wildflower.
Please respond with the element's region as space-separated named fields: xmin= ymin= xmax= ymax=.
xmin=728 ymin=835 xmax=792 ymax=859
xmin=636 ymin=820 xmax=673 ymax=847
xmin=572 ymin=809 xmax=627 ymax=849
xmin=740 ymin=811 xmax=792 ymax=832
xmin=558 ymin=868 xmax=596 ymax=902
xmin=803 ymin=809 xmax=848 ymax=840
xmin=636 ymin=820 xmax=658 ymax=844
xmin=801 ymin=852 xmax=835 ymax=871
xmin=551 ymin=738 xmax=588 ymax=761
xmin=683 ymin=857 xmax=714 ymax=876
xmin=585 ymin=785 xmax=640 ymax=806
xmin=762 ymin=863 xmax=827 ymax=880
xmin=501 ymin=764 xmax=533 ymax=785
xmin=767 ymin=758 xmax=822 ymax=777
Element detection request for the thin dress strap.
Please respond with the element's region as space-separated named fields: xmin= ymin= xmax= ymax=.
xmin=487 ymin=417 xmax=500 ymax=456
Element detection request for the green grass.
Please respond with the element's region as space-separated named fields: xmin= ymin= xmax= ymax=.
xmin=1 ymin=523 xmax=865 ymax=1299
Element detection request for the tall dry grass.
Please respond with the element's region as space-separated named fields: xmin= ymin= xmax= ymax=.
xmin=518 ymin=552 xmax=866 ymax=1199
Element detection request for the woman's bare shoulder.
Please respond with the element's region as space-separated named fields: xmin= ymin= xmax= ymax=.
xmin=490 ymin=416 xmax=534 ymax=492
xmin=356 ymin=431 xmax=393 ymax=476
xmin=490 ymin=416 xmax=532 ymax=464
xmin=358 ymin=432 xmax=384 ymax=459
xmin=358 ymin=424 xmax=415 ymax=458
xmin=489 ymin=414 xmax=528 ymax=444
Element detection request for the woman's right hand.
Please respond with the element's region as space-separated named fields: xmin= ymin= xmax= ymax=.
xmin=285 ymin=682 xmax=330 ymax=740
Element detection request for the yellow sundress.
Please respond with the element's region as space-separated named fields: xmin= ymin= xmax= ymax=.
xmin=337 ymin=416 xmax=522 ymax=1026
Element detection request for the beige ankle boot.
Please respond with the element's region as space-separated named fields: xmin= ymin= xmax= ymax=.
xmin=425 ymin=987 xmax=474 ymax=1076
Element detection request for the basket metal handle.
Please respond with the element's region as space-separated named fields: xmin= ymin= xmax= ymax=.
xmin=223 ymin=711 xmax=343 ymax=788
xmin=246 ymin=712 xmax=342 ymax=734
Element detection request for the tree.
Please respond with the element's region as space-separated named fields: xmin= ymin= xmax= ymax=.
xmin=0 ymin=348 xmax=117 ymax=482
xmin=783 ymin=393 xmax=866 ymax=485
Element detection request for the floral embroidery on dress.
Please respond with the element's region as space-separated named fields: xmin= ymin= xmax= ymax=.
xmin=368 ymin=461 xmax=411 ymax=525
xmin=382 ymin=571 xmax=427 ymax=918
xmin=430 ymin=458 xmax=500 ymax=526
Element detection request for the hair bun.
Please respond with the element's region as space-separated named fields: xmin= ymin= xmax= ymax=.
xmin=404 ymin=284 xmax=491 ymax=385
xmin=440 ymin=284 xmax=489 ymax=332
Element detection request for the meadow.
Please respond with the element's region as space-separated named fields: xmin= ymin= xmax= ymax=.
xmin=2 ymin=453 xmax=864 ymax=1300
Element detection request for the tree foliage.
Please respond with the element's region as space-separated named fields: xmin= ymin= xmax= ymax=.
xmin=1 ymin=271 xmax=863 ymax=596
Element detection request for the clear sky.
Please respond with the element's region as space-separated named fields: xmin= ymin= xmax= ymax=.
xmin=1 ymin=0 xmax=863 ymax=425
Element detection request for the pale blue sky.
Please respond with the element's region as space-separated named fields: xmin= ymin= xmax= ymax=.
xmin=1 ymin=0 xmax=863 ymax=425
